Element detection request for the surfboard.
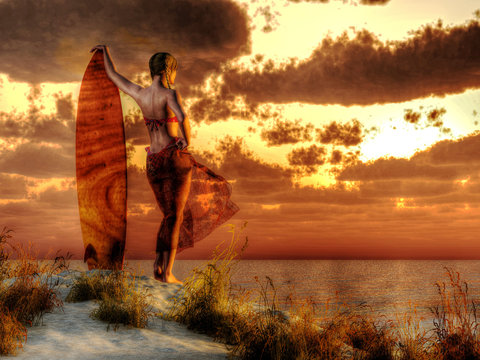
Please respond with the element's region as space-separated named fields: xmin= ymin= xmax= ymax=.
xmin=75 ymin=50 xmax=127 ymax=270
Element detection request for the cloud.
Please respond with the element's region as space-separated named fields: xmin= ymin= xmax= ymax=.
xmin=403 ymin=107 xmax=450 ymax=133
xmin=123 ymin=108 xmax=149 ymax=146
xmin=287 ymin=0 xmax=389 ymax=4
xmin=287 ymin=144 xmax=327 ymax=175
xmin=315 ymin=119 xmax=363 ymax=146
xmin=260 ymin=118 xmax=314 ymax=146
xmin=338 ymin=132 xmax=480 ymax=181
xmin=412 ymin=131 xmax=480 ymax=165
xmin=217 ymin=18 xmax=480 ymax=106
xmin=0 ymin=0 xmax=250 ymax=89
xmin=214 ymin=136 xmax=295 ymax=197
xmin=0 ymin=142 xmax=74 ymax=178
xmin=37 ymin=185 xmax=77 ymax=207
xmin=0 ymin=173 xmax=28 ymax=199
xmin=359 ymin=0 xmax=390 ymax=4
xmin=0 ymin=107 xmax=74 ymax=146
xmin=426 ymin=108 xmax=447 ymax=127
xmin=404 ymin=109 xmax=421 ymax=124
xmin=330 ymin=150 xmax=343 ymax=164
xmin=54 ymin=92 xmax=75 ymax=121
xmin=338 ymin=157 xmax=460 ymax=181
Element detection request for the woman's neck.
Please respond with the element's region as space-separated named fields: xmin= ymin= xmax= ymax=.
xmin=152 ymin=75 xmax=170 ymax=89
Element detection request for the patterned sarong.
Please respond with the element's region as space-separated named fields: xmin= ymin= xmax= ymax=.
xmin=146 ymin=141 xmax=239 ymax=253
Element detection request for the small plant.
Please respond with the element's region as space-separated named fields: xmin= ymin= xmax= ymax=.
xmin=166 ymin=222 xmax=250 ymax=344
xmin=394 ymin=300 xmax=432 ymax=360
xmin=66 ymin=270 xmax=129 ymax=303
xmin=0 ymin=276 xmax=64 ymax=326
xmin=429 ymin=266 xmax=480 ymax=359
xmin=0 ymin=306 xmax=27 ymax=355
xmin=90 ymin=288 xmax=153 ymax=331
xmin=0 ymin=226 xmax=14 ymax=281
xmin=67 ymin=269 xmax=154 ymax=331
xmin=0 ymin=225 xmax=70 ymax=355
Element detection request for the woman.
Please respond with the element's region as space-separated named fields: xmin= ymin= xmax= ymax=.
xmin=90 ymin=45 xmax=239 ymax=284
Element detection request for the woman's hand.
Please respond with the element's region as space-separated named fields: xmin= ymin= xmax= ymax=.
xmin=175 ymin=138 xmax=189 ymax=150
xmin=90 ymin=45 xmax=107 ymax=53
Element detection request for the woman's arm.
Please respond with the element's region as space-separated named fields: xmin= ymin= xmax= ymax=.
xmin=167 ymin=90 xmax=191 ymax=147
xmin=90 ymin=45 xmax=142 ymax=100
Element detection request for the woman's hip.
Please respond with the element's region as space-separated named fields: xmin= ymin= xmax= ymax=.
xmin=146 ymin=149 xmax=193 ymax=181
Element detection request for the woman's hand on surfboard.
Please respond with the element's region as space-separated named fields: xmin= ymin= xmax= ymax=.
xmin=90 ymin=45 xmax=107 ymax=53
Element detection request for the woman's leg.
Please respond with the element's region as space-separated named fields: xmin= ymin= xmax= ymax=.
xmin=153 ymin=251 xmax=166 ymax=281
xmin=164 ymin=163 xmax=192 ymax=284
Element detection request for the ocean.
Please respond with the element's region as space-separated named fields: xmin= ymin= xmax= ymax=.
xmin=68 ymin=259 xmax=480 ymax=334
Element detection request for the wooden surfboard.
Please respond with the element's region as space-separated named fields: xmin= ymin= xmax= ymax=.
xmin=75 ymin=50 xmax=127 ymax=270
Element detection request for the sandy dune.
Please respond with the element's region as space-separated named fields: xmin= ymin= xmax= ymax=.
xmin=10 ymin=271 xmax=231 ymax=360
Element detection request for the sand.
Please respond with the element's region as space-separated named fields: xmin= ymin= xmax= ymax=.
xmin=7 ymin=270 xmax=231 ymax=360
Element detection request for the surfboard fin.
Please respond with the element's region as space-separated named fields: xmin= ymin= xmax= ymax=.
xmin=84 ymin=243 xmax=98 ymax=263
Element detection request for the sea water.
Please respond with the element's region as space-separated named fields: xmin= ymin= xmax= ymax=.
xmin=67 ymin=259 xmax=480 ymax=334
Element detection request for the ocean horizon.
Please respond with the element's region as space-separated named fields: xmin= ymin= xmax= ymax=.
xmin=65 ymin=259 xmax=480 ymax=334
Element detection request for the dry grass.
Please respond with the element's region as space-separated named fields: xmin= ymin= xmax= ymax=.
xmin=0 ymin=306 xmax=27 ymax=356
xmin=165 ymin=221 xmax=251 ymax=344
xmin=0 ymin=225 xmax=70 ymax=355
xmin=65 ymin=270 xmax=130 ymax=303
xmin=428 ymin=266 xmax=480 ymax=359
xmin=165 ymin=223 xmax=480 ymax=360
xmin=3 ymin=221 xmax=480 ymax=359
xmin=67 ymin=269 xmax=155 ymax=331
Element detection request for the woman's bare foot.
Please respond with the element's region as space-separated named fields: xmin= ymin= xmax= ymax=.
xmin=164 ymin=272 xmax=183 ymax=284
xmin=153 ymin=267 xmax=165 ymax=282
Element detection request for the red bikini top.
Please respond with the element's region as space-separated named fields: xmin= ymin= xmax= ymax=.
xmin=144 ymin=116 xmax=178 ymax=131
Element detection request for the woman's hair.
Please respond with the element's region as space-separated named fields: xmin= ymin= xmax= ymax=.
xmin=149 ymin=52 xmax=177 ymax=88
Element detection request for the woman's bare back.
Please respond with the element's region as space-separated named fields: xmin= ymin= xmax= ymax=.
xmin=136 ymin=84 xmax=180 ymax=154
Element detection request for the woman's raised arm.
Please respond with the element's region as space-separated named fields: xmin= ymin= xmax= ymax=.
xmin=90 ymin=45 xmax=142 ymax=100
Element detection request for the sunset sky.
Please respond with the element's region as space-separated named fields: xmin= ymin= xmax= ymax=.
xmin=1 ymin=0 xmax=480 ymax=259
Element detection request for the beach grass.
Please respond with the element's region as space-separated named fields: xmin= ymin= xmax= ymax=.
xmin=0 ymin=226 xmax=70 ymax=355
xmin=0 ymin=306 xmax=27 ymax=356
xmin=66 ymin=268 xmax=155 ymax=331
xmin=165 ymin=222 xmax=480 ymax=360
xmin=3 ymin=220 xmax=480 ymax=359
xmin=165 ymin=221 xmax=252 ymax=345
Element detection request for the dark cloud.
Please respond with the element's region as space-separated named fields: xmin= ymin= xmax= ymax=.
xmin=412 ymin=131 xmax=480 ymax=165
xmin=426 ymin=107 xmax=446 ymax=127
xmin=214 ymin=136 xmax=295 ymax=196
xmin=338 ymin=132 xmax=480 ymax=181
xmin=330 ymin=150 xmax=342 ymax=164
xmin=217 ymin=18 xmax=480 ymax=106
xmin=0 ymin=0 xmax=250 ymax=90
xmin=287 ymin=0 xmax=389 ymax=4
xmin=260 ymin=119 xmax=313 ymax=146
xmin=404 ymin=109 xmax=421 ymax=124
xmin=123 ymin=108 xmax=149 ymax=145
xmin=253 ymin=5 xmax=280 ymax=33
xmin=316 ymin=119 xmax=363 ymax=146
xmin=338 ymin=157 xmax=460 ymax=181
xmin=187 ymin=83 xmax=263 ymax=123
xmin=0 ymin=107 xmax=74 ymax=146
xmin=0 ymin=142 xmax=74 ymax=178
xmin=358 ymin=179 xmax=456 ymax=198
xmin=0 ymin=173 xmax=28 ymax=199
xmin=287 ymin=144 xmax=327 ymax=175
xmin=54 ymin=92 xmax=75 ymax=121
xmin=37 ymin=186 xmax=77 ymax=207
xmin=403 ymin=107 xmax=449 ymax=133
